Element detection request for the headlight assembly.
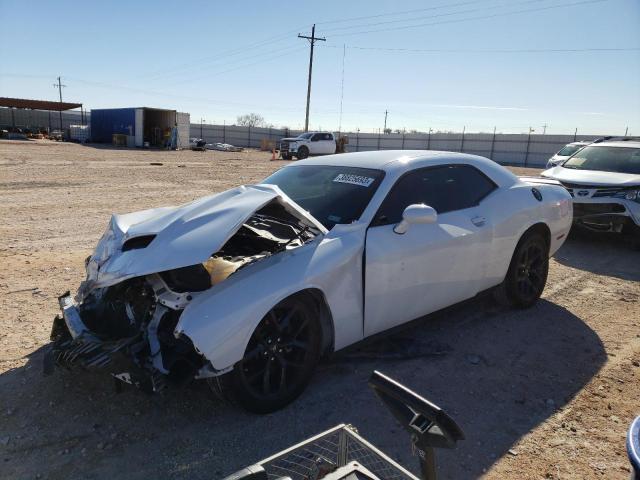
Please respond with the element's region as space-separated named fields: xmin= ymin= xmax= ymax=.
xmin=614 ymin=189 xmax=640 ymax=202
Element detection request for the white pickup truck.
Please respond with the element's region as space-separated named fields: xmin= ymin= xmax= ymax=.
xmin=279 ymin=132 xmax=336 ymax=160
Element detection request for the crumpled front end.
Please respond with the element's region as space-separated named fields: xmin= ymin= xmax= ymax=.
xmin=44 ymin=185 xmax=324 ymax=392
xmin=46 ymin=276 xmax=206 ymax=393
xmin=564 ymin=186 xmax=640 ymax=233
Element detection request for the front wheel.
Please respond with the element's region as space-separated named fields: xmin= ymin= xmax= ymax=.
xmin=296 ymin=146 xmax=309 ymax=159
xmin=496 ymin=232 xmax=549 ymax=308
xmin=210 ymin=297 xmax=322 ymax=413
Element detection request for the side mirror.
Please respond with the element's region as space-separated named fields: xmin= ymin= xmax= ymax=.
xmin=394 ymin=204 xmax=437 ymax=234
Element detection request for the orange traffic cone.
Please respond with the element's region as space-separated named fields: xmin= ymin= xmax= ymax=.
xmin=271 ymin=148 xmax=276 ymax=161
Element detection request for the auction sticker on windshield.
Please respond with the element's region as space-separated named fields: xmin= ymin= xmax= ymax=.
xmin=333 ymin=174 xmax=375 ymax=187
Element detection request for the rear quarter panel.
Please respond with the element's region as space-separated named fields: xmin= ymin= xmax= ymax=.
xmin=483 ymin=183 xmax=572 ymax=284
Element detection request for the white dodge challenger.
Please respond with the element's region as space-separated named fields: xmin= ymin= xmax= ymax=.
xmin=47 ymin=150 xmax=572 ymax=412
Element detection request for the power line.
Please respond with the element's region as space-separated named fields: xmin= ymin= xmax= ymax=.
xmin=138 ymin=26 xmax=309 ymax=80
xmin=144 ymin=43 xmax=299 ymax=83
xmin=329 ymin=0 xmax=607 ymax=38
xmin=298 ymin=24 xmax=326 ymax=132
xmin=320 ymin=0 xmax=541 ymax=33
xmin=62 ymin=76 xmax=312 ymax=113
xmin=164 ymin=45 xmax=307 ymax=86
xmin=320 ymin=45 xmax=640 ymax=54
xmin=316 ymin=0 xmax=483 ymax=26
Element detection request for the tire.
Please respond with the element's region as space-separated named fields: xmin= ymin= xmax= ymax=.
xmin=210 ymin=297 xmax=322 ymax=413
xmin=281 ymin=153 xmax=292 ymax=160
xmin=495 ymin=231 xmax=549 ymax=308
xmin=296 ymin=146 xmax=309 ymax=159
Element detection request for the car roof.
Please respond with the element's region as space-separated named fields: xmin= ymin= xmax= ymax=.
xmin=286 ymin=150 xmax=518 ymax=186
xmin=589 ymin=141 xmax=640 ymax=148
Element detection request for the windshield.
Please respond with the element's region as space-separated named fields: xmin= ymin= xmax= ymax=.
xmin=296 ymin=133 xmax=313 ymax=140
xmin=557 ymin=144 xmax=585 ymax=157
xmin=262 ymin=165 xmax=385 ymax=229
xmin=562 ymin=146 xmax=640 ymax=174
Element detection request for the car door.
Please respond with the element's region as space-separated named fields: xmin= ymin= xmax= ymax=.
xmin=364 ymin=164 xmax=498 ymax=336
xmin=322 ymin=133 xmax=335 ymax=154
xmin=309 ymin=133 xmax=323 ymax=154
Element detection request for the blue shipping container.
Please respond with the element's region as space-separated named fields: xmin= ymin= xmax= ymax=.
xmin=90 ymin=108 xmax=136 ymax=142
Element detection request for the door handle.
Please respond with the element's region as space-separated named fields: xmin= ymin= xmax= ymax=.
xmin=471 ymin=216 xmax=486 ymax=227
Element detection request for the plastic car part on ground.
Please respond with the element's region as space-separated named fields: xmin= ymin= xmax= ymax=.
xmin=206 ymin=142 xmax=243 ymax=152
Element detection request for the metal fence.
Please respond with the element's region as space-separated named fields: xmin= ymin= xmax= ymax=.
xmin=0 ymin=107 xmax=88 ymax=131
xmin=189 ymin=122 xmax=605 ymax=168
xmin=0 ymin=107 xmax=609 ymax=169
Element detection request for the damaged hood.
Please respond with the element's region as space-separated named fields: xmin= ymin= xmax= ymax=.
xmin=79 ymin=184 xmax=326 ymax=298
xmin=542 ymin=166 xmax=640 ymax=187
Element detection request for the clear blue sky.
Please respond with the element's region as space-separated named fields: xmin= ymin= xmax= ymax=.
xmin=1 ymin=0 xmax=639 ymax=134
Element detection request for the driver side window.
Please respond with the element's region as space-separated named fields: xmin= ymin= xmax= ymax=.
xmin=311 ymin=133 xmax=322 ymax=141
xmin=373 ymin=164 xmax=497 ymax=225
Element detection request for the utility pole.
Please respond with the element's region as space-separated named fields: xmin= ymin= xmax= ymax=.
xmin=542 ymin=123 xmax=548 ymax=135
xmin=383 ymin=110 xmax=388 ymax=133
xmin=200 ymin=118 xmax=204 ymax=139
xmin=298 ymin=24 xmax=325 ymax=132
xmin=53 ymin=76 xmax=66 ymax=133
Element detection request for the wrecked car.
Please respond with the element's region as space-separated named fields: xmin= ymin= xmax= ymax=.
xmin=540 ymin=138 xmax=640 ymax=244
xmin=46 ymin=150 xmax=572 ymax=413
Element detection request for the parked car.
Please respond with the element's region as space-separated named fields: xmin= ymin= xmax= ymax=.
xmin=279 ymin=131 xmax=336 ymax=160
xmin=546 ymin=141 xmax=591 ymax=169
xmin=46 ymin=150 xmax=572 ymax=412
xmin=541 ymin=138 xmax=640 ymax=242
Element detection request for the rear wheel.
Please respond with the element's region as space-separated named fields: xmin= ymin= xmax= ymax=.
xmin=210 ymin=297 xmax=321 ymax=413
xmin=296 ymin=146 xmax=309 ymax=159
xmin=496 ymin=231 xmax=549 ymax=308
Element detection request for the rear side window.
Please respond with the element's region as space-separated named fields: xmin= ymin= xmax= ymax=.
xmin=557 ymin=144 xmax=585 ymax=156
xmin=374 ymin=165 xmax=497 ymax=225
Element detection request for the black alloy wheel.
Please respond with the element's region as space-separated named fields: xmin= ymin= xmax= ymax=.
xmin=214 ymin=297 xmax=321 ymax=413
xmin=501 ymin=232 xmax=549 ymax=308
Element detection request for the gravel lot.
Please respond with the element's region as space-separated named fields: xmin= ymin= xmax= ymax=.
xmin=1 ymin=140 xmax=638 ymax=480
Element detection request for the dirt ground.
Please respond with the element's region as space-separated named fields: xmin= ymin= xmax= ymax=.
xmin=0 ymin=140 xmax=638 ymax=480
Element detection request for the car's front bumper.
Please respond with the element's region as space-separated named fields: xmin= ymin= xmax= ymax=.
xmin=572 ymin=197 xmax=640 ymax=232
xmin=44 ymin=292 xmax=166 ymax=393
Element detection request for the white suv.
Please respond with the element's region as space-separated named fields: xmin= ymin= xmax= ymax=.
xmin=546 ymin=141 xmax=591 ymax=169
xmin=541 ymin=138 xmax=640 ymax=241
xmin=279 ymin=132 xmax=336 ymax=160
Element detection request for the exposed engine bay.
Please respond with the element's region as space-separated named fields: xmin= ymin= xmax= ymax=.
xmin=46 ymin=200 xmax=319 ymax=393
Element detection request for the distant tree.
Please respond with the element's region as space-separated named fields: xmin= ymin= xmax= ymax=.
xmin=393 ymin=128 xmax=402 ymax=134
xmin=383 ymin=128 xmax=392 ymax=134
xmin=236 ymin=113 xmax=266 ymax=127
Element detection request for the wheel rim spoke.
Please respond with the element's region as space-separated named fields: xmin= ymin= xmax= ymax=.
xmin=291 ymin=317 xmax=309 ymax=340
xmin=241 ymin=303 xmax=314 ymax=399
xmin=278 ymin=306 xmax=299 ymax=333
xmin=278 ymin=364 xmax=287 ymax=393
xmin=286 ymin=339 xmax=309 ymax=351
xmin=262 ymin=360 xmax=272 ymax=394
